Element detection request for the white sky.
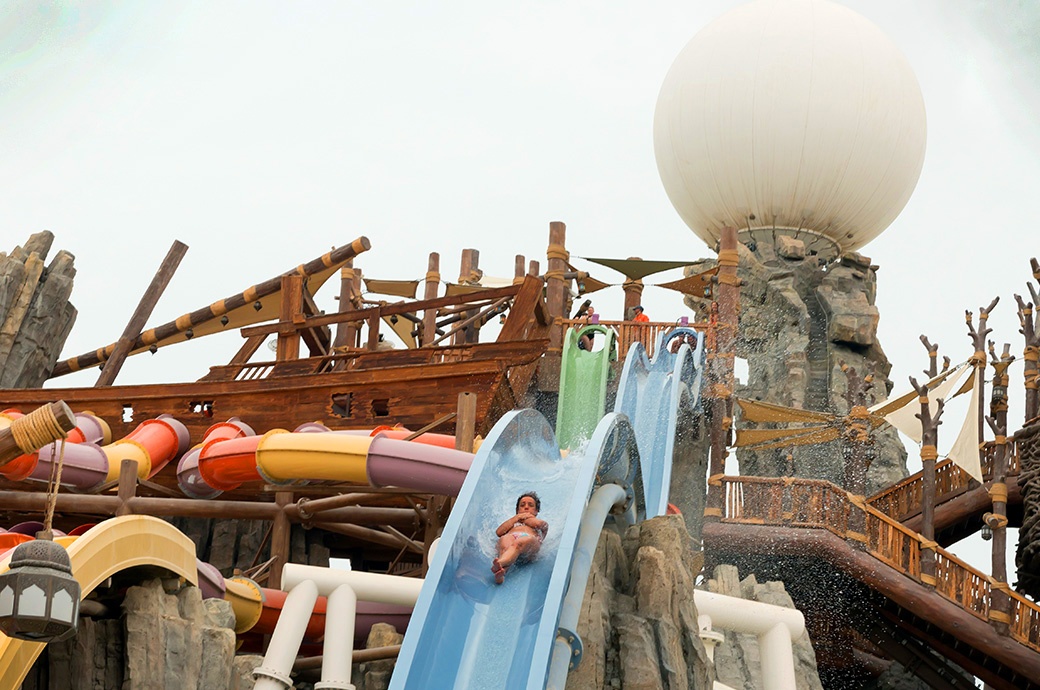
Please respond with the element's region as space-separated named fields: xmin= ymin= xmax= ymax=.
xmin=3 ymin=2 xmax=1038 ymax=578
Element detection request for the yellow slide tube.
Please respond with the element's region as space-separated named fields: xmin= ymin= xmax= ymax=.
xmin=223 ymin=576 xmax=265 ymax=634
xmin=255 ymin=431 xmax=373 ymax=485
xmin=102 ymin=439 xmax=152 ymax=482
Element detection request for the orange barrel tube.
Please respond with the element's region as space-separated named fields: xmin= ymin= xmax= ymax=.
xmin=198 ymin=434 xmax=268 ymax=491
xmin=255 ymin=431 xmax=373 ymax=485
xmin=102 ymin=415 xmax=189 ymax=482
xmin=0 ymin=532 xmax=33 ymax=558
xmin=251 ymin=587 xmax=328 ymax=640
xmin=178 ymin=419 xmax=255 ymax=498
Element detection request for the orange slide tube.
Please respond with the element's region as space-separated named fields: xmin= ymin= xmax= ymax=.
xmin=102 ymin=415 xmax=190 ymax=482
xmin=178 ymin=419 xmax=256 ymax=498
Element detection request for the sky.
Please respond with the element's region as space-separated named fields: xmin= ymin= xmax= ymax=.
xmin=2 ymin=2 xmax=1038 ymax=578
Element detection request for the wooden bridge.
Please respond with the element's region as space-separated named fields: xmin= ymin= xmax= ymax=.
xmin=703 ymin=447 xmax=1040 ymax=688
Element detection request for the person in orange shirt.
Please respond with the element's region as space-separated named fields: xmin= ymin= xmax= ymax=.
xmin=632 ymin=305 xmax=650 ymax=323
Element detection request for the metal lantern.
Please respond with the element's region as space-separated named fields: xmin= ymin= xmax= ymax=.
xmin=0 ymin=539 xmax=80 ymax=642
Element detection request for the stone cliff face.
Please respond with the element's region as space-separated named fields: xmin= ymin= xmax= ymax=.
xmin=0 ymin=231 xmax=77 ymax=389
xmin=683 ymin=238 xmax=907 ymax=491
xmin=571 ymin=515 xmax=823 ymax=690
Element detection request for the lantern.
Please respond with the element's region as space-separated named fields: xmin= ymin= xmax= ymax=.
xmin=0 ymin=539 xmax=80 ymax=641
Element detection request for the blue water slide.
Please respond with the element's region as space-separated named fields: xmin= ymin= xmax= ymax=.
xmin=613 ymin=327 xmax=705 ymax=518
xmin=389 ymin=410 xmax=642 ymax=690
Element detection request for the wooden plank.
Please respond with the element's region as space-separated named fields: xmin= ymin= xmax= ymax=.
xmin=276 ymin=274 xmax=303 ymax=361
xmin=96 ymin=240 xmax=189 ymax=386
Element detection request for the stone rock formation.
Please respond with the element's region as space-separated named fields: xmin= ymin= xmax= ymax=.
xmin=351 ymin=623 xmax=405 ymax=690
xmin=0 ymin=231 xmax=77 ymax=388
xmin=683 ymin=239 xmax=907 ymax=492
xmin=22 ymin=578 xmax=242 ymax=690
xmin=165 ymin=516 xmax=331 ymax=576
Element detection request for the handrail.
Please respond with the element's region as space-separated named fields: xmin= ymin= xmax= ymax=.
xmin=558 ymin=319 xmax=707 ymax=362
xmin=717 ymin=475 xmax=1040 ymax=654
xmin=868 ymin=441 xmax=1021 ymax=521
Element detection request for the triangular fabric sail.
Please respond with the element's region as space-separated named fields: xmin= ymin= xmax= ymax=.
xmin=382 ymin=314 xmax=419 ymax=349
xmin=364 ymin=279 xmax=420 ymax=299
xmin=736 ymin=398 xmax=836 ymax=424
xmin=944 ymin=367 xmax=984 ymax=482
xmin=734 ymin=424 xmax=830 ymax=447
xmin=869 ymin=362 xmax=965 ymax=417
xmin=881 ymin=364 xmax=973 ymax=444
xmin=566 ymin=261 xmax=615 ymax=295
xmin=575 ymin=257 xmax=703 ymax=280
xmin=444 ymin=283 xmax=491 ymax=296
xmin=654 ymin=267 xmax=718 ymax=297
xmin=738 ymin=427 xmax=841 ymax=452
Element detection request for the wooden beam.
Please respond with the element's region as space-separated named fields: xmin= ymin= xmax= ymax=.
xmin=421 ymin=253 xmax=440 ymax=347
xmin=0 ymin=401 xmax=77 ymax=467
xmin=275 ymin=274 xmax=303 ymax=361
xmin=268 ymin=490 xmax=293 ymax=589
xmin=96 ymin=240 xmax=188 ymax=386
xmin=241 ymin=284 xmax=522 ymax=338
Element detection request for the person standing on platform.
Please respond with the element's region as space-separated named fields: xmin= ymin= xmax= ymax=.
xmin=632 ymin=305 xmax=650 ymax=323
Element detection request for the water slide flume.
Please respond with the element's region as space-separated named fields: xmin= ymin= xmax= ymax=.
xmin=194 ymin=423 xmax=471 ymax=496
xmin=0 ymin=408 xmax=186 ymax=490
xmin=390 ymin=409 xmax=643 ymax=690
xmin=555 ymin=324 xmax=617 ymax=449
xmin=614 ymin=328 xmax=705 ymax=517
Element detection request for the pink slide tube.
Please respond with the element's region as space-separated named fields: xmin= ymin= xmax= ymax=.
xmin=0 ymin=409 xmax=109 ymax=482
xmin=101 ymin=414 xmax=190 ymax=481
xmin=366 ymin=434 xmax=472 ymax=496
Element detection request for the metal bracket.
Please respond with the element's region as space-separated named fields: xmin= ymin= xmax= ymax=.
xmin=557 ymin=626 xmax=584 ymax=670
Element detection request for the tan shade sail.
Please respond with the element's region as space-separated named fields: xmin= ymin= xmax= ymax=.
xmin=444 ymin=283 xmax=491 ymax=297
xmin=382 ymin=314 xmax=418 ymax=349
xmin=575 ymin=257 xmax=704 ymax=280
xmin=364 ymin=279 xmax=419 ymax=299
xmin=880 ymin=364 xmax=973 ymax=444
xmin=736 ymin=427 xmax=841 ymax=451
xmin=736 ymin=398 xmax=835 ymax=424
xmin=868 ymin=363 xmax=965 ymax=418
xmin=945 ymin=369 xmax=984 ymax=482
xmin=655 ymin=267 xmax=718 ymax=297
xmin=735 ymin=425 xmax=830 ymax=446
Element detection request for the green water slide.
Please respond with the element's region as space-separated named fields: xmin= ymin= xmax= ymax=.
xmin=555 ymin=324 xmax=616 ymax=449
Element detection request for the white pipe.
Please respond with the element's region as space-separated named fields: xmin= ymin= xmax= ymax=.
xmin=693 ymin=590 xmax=804 ymax=690
xmin=282 ymin=563 xmax=423 ymax=606
xmin=429 ymin=536 xmax=440 ymax=562
xmin=546 ymin=483 xmax=628 ymax=690
xmin=316 ymin=584 xmax=358 ymax=690
xmin=253 ymin=579 xmax=320 ymax=690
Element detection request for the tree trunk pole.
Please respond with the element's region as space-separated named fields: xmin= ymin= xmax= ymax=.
xmin=269 ymin=491 xmax=294 ymax=590
xmin=0 ymin=401 xmax=77 ymax=468
xmin=705 ymin=227 xmax=739 ymax=520
xmin=546 ymin=223 xmax=568 ymax=354
xmin=621 ymin=259 xmax=645 ymax=320
xmin=986 ymin=344 xmax=1014 ymax=633
xmin=910 ymin=376 xmax=944 ymax=588
xmin=334 ymin=259 xmax=358 ymax=351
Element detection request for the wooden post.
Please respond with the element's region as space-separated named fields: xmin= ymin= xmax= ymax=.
xmin=115 ymin=459 xmax=139 ymax=517
xmin=275 ymin=274 xmax=304 ymax=361
xmin=966 ymin=299 xmax=998 ymax=462
xmin=528 ymin=260 xmax=540 ymax=278
xmin=918 ymin=335 xmax=950 ymax=379
xmin=705 ymin=227 xmax=740 ymax=520
xmin=0 ymin=401 xmax=77 ymax=468
xmin=1016 ymin=259 xmax=1040 ymax=422
xmin=334 ymin=259 xmax=358 ymax=351
xmin=96 ymin=240 xmax=188 ymax=386
xmin=455 ymin=392 xmax=477 ymax=453
xmin=910 ymin=376 xmax=944 ymax=587
xmin=421 ymin=253 xmax=441 ymax=347
xmin=514 ymin=255 xmax=526 ymax=285
xmin=545 ymin=223 xmax=568 ymax=354
xmin=422 ymin=392 xmax=475 ymax=574
xmin=622 ymin=258 xmax=645 ymax=320
xmin=269 ymin=491 xmax=293 ymax=590
xmin=985 ymin=342 xmax=1015 ymax=632
xmin=452 ymin=249 xmax=481 ymax=345
xmin=842 ymin=365 xmax=872 ymax=549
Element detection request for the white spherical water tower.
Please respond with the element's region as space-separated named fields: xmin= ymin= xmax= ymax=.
xmin=654 ymin=0 xmax=926 ymax=259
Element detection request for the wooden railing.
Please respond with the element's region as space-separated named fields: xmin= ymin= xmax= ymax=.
xmin=868 ymin=441 xmax=1021 ymax=521
xmin=558 ymin=319 xmax=707 ymax=361
xmin=717 ymin=475 xmax=1040 ymax=654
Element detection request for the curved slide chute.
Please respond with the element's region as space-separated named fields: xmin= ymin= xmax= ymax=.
xmin=195 ymin=424 xmax=472 ymax=496
xmin=0 ymin=515 xmax=198 ymax=690
xmin=614 ymin=328 xmax=705 ymax=517
xmin=390 ymin=409 xmax=642 ymax=690
xmin=555 ymin=324 xmax=616 ymax=449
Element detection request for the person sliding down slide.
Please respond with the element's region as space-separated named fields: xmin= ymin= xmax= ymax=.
xmin=491 ymin=492 xmax=549 ymax=584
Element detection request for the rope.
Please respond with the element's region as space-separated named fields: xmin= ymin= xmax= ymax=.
xmin=920 ymin=445 xmax=938 ymax=461
xmin=546 ymin=244 xmax=569 ymax=261
xmin=424 ymin=271 xmax=440 ymax=283
xmin=42 ymin=438 xmax=67 ymax=539
xmin=717 ymin=249 xmax=739 ymax=267
xmin=10 ymin=405 xmax=68 ymax=454
xmin=989 ymin=483 xmax=1009 ymax=503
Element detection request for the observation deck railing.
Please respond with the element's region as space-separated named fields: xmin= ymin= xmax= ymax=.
xmin=557 ymin=319 xmax=707 ymax=362
xmin=715 ymin=475 xmax=1040 ymax=654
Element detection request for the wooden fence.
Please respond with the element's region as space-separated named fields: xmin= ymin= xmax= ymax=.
xmin=717 ymin=475 xmax=1040 ymax=653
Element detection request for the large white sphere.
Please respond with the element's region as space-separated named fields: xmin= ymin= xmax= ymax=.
xmin=654 ymin=0 xmax=926 ymax=257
